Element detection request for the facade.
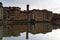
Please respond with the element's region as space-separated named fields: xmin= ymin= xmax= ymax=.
xmin=3 ymin=7 xmax=9 ymax=20
xmin=8 ymin=7 xmax=21 ymax=20
xmin=53 ymin=13 xmax=60 ymax=20
xmin=5 ymin=7 xmax=28 ymax=21
xmin=30 ymin=9 xmax=54 ymax=21
xmin=0 ymin=2 xmax=54 ymax=22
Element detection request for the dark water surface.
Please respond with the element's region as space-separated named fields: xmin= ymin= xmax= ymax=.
xmin=0 ymin=23 xmax=60 ymax=40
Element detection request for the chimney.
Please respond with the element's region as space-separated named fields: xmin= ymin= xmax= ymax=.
xmin=26 ymin=4 xmax=29 ymax=39
xmin=27 ymin=4 xmax=29 ymax=11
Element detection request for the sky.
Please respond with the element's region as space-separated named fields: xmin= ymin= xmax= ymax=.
xmin=0 ymin=0 xmax=60 ymax=13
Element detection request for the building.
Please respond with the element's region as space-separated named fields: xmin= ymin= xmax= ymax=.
xmin=30 ymin=9 xmax=54 ymax=21
xmin=0 ymin=2 xmax=3 ymax=20
xmin=3 ymin=7 xmax=28 ymax=21
xmin=0 ymin=2 xmax=54 ymax=22
xmin=53 ymin=13 xmax=60 ymax=20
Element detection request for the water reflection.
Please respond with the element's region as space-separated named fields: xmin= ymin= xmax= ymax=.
xmin=29 ymin=23 xmax=53 ymax=34
xmin=0 ymin=23 xmax=60 ymax=40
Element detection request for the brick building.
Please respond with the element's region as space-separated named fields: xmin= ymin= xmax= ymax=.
xmin=30 ymin=9 xmax=54 ymax=21
xmin=7 ymin=7 xmax=28 ymax=21
xmin=0 ymin=2 xmax=54 ymax=22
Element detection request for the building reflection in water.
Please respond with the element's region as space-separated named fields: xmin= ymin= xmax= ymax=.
xmin=0 ymin=23 xmax=60 ymax=40
xmin=29 ymin=23 xmax=53 ymax=34
xmin=0 ymin=26 xmax=3 ymax=40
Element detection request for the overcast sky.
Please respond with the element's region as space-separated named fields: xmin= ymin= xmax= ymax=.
xmin=0 ymin=0 xmax=60 ymax=13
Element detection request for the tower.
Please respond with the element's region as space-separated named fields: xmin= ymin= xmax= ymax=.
xmin=0 ymin=2 xmax=3 ymax=20
xmin=0 ymin=2 xmax=2 ymax=7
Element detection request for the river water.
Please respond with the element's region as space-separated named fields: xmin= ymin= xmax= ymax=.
xmin=0 ymin=23 xmax=60 ymax=40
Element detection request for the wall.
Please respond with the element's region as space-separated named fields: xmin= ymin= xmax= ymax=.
xmin=31 ymin=9 xmax=54 ymax=21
